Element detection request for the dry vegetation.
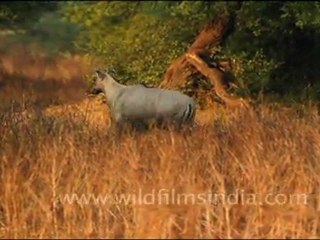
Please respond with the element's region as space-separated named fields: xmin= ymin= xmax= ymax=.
xmin=1 ymin=46 xmax=320 ymax=239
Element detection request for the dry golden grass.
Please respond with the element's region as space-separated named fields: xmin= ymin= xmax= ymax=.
xmin=1 ymin=46 xmax=320 ymax=239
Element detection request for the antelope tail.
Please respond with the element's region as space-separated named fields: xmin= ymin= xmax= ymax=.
xmin=182 ymin=103 xmax=195 ymax=122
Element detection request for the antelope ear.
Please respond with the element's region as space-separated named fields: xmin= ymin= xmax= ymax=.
xmin=95 ymin=69 xmax=105 ymax=80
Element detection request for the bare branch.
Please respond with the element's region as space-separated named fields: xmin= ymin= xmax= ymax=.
xmin=185 ymin=53 xmax=249 ymax=108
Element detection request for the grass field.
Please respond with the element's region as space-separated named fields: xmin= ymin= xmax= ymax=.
xmin=1 ymin=47 xmax=320 ymax=239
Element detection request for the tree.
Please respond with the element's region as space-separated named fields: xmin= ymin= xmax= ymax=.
xmin=63 ymin=1 xmax=320 ymax=102
xmin=0 ymin=1 xmax=59 ymax=30
xmin=160 ymin=12 xmax=249 ymax=107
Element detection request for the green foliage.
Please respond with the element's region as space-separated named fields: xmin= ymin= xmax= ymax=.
xmin=61 ymin=1 xmax=320 ymax=101
xmin=222 ymin=1 xmax=320 ymax=100
xmin=27 ymin=11 xmax=81 ymax=54
xmin=63 ymin=1 xmax=220 ymax=85
xmin=0 ymin=1 xmax=59 ymax=30
xmin=0 ymin=2 xmax=80 ymax=55
xmin=1 ymin=1 xmax=320 ymax=101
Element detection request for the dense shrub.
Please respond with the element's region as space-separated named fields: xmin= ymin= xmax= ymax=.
xmin=62 ymin=1 xmax=320 ymax=101
xmin=1 ymin=1 xmax=320 ymax=101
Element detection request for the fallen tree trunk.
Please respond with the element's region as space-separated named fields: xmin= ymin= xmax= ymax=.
xmin=185 ymin=52 xmax=249 ymax=108
xmin=159 ymin=14 xmax=249 ymax=108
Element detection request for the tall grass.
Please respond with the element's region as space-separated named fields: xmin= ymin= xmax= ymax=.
xmin=1 ymin=101 xmax=320 ymax=238
xmin=1 ymin=44 xmax=320 ymax=239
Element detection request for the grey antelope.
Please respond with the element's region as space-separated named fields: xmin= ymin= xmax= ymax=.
xmin=91 ymin=69 xmax=196 ymax=131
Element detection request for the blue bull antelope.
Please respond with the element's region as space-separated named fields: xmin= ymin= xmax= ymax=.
xmin=91 ymin=70 xmax=196 ymax=131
